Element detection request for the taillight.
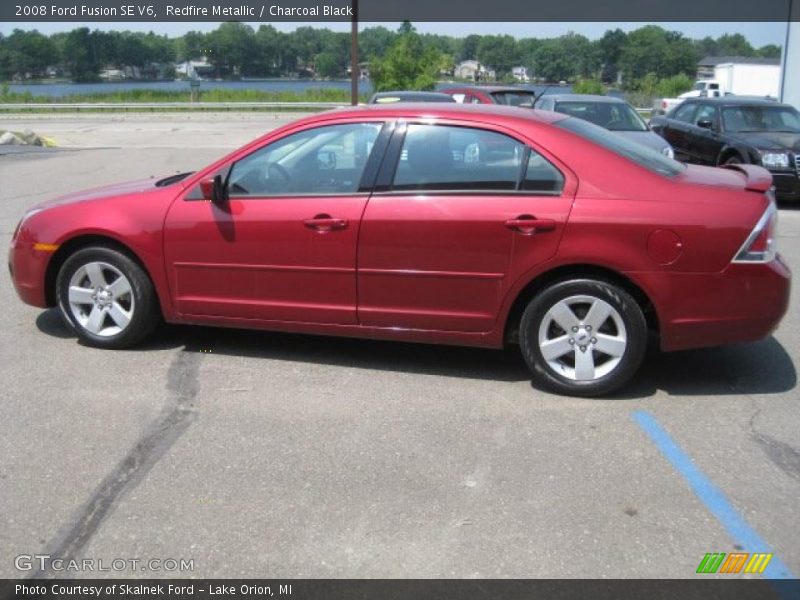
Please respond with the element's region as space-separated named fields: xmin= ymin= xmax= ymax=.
xmin=733 ymin=197 xmax=778 ymax=263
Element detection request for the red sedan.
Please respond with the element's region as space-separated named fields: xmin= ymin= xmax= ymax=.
xmin=8 ymin=104 xmax=790 ymax=396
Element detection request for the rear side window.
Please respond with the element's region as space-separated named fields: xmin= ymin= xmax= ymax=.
xmin=556 ymin=117 xmax=684 ymax=177
xmin=391 ymin=124 xmax=563 ymax=194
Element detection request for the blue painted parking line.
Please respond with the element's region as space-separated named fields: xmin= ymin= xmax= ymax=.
xmin=632 ymin=409 xmax=796 ymax=580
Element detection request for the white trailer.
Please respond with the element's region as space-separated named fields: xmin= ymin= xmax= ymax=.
xmin=713 ymin=63 xmax=780 ymax=98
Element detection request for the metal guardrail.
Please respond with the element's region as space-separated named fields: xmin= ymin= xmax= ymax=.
xmin=0 ymin=101 xmax=348 ymax=112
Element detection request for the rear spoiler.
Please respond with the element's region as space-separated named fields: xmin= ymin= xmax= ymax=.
xmin=721 ymin=163 xmax=773 ymax=193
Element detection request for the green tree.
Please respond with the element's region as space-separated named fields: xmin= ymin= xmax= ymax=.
xmin=572 ymin=78 xmax=605 ymax=94
xmin=619 ymin=26 xmax=696 ymax=84
xmin=598 ymin=28 xmax=627 ymax=83
xmin=369 ymin=23 xmax=441 ymax=92
xmin=6 ymin=29 xmax=58 ymax=78
xmin=359 ymin=26 xmax=395 ymax=61
xmin=715 ymin=33 xmax=754 ymax=57
xmin=655 ymin=73 xmax=694 ymax=97
xmin=458 ymin=34 xmax=481 ymax=62
xmin=533 ymin=39 xmax=573 ymax=82
xmin=63 ymin=28 xmax=102 ymax=82
xmin=476 ymin=35 xmax=518 ymax=77
xmin=757 ymin=44 xmax=781 ymax=59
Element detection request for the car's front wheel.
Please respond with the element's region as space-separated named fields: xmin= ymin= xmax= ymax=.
xmin=519 ymin=279 xmax=648 ymax=397
xmin=56 ymin=246 xmax=159 ymax=349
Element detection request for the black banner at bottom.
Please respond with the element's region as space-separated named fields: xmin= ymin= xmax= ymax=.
xmin=2 ymin=579 xmax=800 ymax=600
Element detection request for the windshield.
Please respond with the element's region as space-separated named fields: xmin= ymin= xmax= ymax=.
xmin=692 ymin=82 xmax=706 ymax=91
xmin=553 ymin=101 xmax=648 ymax=132
xmin=556 ymin=116 xmax=684 ymax=177
xmin=721 ymin=105 xmax=800 ymax=133
xmin=490 ymin=91 xmax=536 ymax=107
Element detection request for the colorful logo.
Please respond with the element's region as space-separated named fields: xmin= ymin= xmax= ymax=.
xmin=697 ymin=552 xmax=773 ymax=574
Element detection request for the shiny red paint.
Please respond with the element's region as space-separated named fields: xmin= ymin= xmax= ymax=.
xmin=8 ymin=104 xmax=791 ymax=352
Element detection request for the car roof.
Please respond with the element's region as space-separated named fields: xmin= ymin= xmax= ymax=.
xmin=690 ymin=96 xmax=791 ymax=108
xmin=544 ymin=94 xmax=626 ymax=104
xmin=442 ymin=86 xmax=535 ymax=94
xmin=370 ymin=91 xmax=455 ymax=103
xmin=298 ymin=102 xmax=569 ymax=128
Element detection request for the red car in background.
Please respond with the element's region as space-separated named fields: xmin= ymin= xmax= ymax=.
xmin=9 ymin=104 xmax=790 ymax=396
xmin=440 ymin=86 xmax=537 ymax=107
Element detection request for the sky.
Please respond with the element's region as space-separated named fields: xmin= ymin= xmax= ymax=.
xmin=0 ymin=21 xmax=788 ymax=47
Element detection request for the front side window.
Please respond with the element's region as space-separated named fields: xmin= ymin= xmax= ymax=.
xmin=672 ymin=102 xmax=698 ymax=123
xmin=694 ymin=104 xmax=717 ymax=126
xmin=228 ymin=123 xmax=382 ymax=197
xmin=391 ymin=124 xmax=563 ymax=194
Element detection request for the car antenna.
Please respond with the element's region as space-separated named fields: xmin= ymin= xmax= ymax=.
xmin=534 ymin=85 xmax=553 ymax=103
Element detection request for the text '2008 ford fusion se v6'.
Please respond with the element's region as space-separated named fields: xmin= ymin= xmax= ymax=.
xmin=8 ymin=104 xmax=791 ymax=396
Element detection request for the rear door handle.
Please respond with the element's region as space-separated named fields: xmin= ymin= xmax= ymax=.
xmin=504 ymin=215 xmax=556 ymax=235
xmin=304 ymin=214 xmax=348 ymax=232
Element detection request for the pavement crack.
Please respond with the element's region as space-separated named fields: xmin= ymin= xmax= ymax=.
xmin=30 ymin=350 xmax=201 ymax=579
xmin=747 ymin=397 xmax=800 ymax=483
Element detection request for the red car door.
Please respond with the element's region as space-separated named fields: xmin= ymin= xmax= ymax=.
xmin=357 ymin=122 xmax=575 ymax=333
xmin=164 ymin=121 xmax=386 ymax=325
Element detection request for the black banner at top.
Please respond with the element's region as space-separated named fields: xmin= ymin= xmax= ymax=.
xmin=2 ymin=0 xmax=800 ymax=22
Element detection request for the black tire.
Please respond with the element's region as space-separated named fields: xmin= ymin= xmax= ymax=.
xmin=56 ymin=246 xmax=159 ymax=349
xmin=724 ymin=155 xmax=743 ymax=165
xmin=519 ymin=278 xmax=648 ymax=397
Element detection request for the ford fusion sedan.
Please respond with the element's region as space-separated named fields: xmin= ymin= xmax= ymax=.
xmin=9 ymin=104 xmax=790 ymax=397
xmin=535 ymin=94 xmax=674 ymax=158
xmin=650 ymin=97 xmax=800 ymax=201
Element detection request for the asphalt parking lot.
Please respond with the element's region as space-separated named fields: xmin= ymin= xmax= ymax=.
xmin=1 ymin=113 xmax=798 ymax=579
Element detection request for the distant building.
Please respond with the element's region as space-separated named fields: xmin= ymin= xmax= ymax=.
xmin=99 ymin=68 xmax=125 ymax=81
xmin=455 ymin=60 xmax=496 ymax=82
xmin=697 ymin=56 xmax=780 ymax=79
xmin=511 ymin=66 xmax=530 ymax=82
xmin=175 ymin=57 xmax=214 ymax=79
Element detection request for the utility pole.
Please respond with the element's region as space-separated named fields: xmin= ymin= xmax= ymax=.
xmin=350 ymin=0 xmax=359 ymax=105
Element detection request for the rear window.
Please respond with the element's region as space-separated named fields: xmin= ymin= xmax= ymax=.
xmin=555 ymin=117 xmax=684 ymax=177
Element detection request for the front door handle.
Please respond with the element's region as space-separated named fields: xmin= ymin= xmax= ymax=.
xmin=304 ymin=214 xmax=348 ymax=232
xmin=505 ymin=215 xmax=556 ymax=235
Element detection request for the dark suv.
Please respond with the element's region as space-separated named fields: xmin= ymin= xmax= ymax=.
xmin=650 ymin=97 xmax=800 ymax=201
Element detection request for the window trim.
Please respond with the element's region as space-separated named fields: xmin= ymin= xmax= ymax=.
xmin=220 ymin=121 xmax=390 ymax=200
xmin=377 ymin=121 xmax=565 ymax=197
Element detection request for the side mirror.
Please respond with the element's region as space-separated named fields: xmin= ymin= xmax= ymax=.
xmin=697 ymin=118 xmax=714 ymax=130
xmin=199 ymin=174 xmax=227 ymax=205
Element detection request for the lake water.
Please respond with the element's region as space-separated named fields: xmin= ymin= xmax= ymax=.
xmin=7 ymin=79 xmax=582 ymax=98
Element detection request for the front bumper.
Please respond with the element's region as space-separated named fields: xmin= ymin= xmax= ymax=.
xmin=8 ymin=241 xmax=52 ymax=308
xmin=633 ymin=256 xmax=791 ymax=352
xmin=771 ymin=172 xmax=800 ymax=202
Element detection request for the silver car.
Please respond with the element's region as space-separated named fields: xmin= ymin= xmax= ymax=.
xmin=535 ymin=94 xmax=674 ymax=158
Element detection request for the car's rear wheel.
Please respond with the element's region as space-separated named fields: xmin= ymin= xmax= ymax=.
xmin=519 ymin=279 xmax=647 ymax=397
xmin=56 ymin=246 xmax=159 ymax=349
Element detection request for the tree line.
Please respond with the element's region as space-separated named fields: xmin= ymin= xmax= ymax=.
xmin=0 ymin=22 xmax=782 ymax=88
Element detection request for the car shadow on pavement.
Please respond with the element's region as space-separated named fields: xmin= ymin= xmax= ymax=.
xmin=611 ymin=336 xmax=796 ymax=399
xmin=36 ymin=308 xmax=796 ymax=393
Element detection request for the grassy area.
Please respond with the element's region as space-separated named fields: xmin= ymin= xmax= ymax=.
xmin=0 ymin=86 xmax=364 ymax=106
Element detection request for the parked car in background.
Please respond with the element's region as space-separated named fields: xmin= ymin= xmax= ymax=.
xmin=535 ymin=94 xmax=674 ymax=157
xmin=369 ymin=91 xmax=456 ymax=104
xmin=9 ymin=104 xmax=789 ymax=397
xmin=440 ymin=86 xmax=537 ymax=107
xmin=650 ymin=97 xmax=800 ymax=201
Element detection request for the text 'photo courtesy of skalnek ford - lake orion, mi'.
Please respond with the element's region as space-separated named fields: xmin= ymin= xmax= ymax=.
xmin=2 ymin=1 xmax=800 ymax=598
